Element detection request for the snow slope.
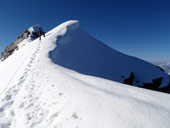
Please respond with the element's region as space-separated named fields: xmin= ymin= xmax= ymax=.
xmin=0 ymin=20 xmax=170 ymax=128
xmin=49 ymin=21 xmax=169 ymax=88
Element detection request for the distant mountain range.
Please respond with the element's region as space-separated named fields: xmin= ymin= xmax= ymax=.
xmin=158 ymin=63 xmax=170 ymax=75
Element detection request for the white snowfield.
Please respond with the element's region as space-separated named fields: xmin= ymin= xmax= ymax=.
xmin=0 ymin=20 xmax=170 ymax=128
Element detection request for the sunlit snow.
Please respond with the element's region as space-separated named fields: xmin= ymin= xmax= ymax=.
xmin=0 ymin=20 xmax=170 ymax=128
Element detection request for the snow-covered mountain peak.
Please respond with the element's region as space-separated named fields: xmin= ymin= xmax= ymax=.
xmin=0 ymin=20 xmax=170 ymax=128
xmin=63 ymin=20 xmax=79 ymax=30
xmin=55 ymin=20 xmax=79 ymax=30
xmin=48 ymin=20 xmax=79 ymax=37
xmin=48 ymin=20 xmax=170 ymax=91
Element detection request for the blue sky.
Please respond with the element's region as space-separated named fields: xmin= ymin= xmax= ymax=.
xmin=0 ymin=0 xmax=170 ymax=64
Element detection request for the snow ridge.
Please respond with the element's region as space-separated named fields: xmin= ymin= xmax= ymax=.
xmin=49 ymin=21 xmax=169 ymax=88
xmin=0 ymin=20 xmax=170 ymax=128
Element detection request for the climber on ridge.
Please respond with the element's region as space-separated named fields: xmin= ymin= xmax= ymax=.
xmin=38 ymin=27 xmax=45 ymax=40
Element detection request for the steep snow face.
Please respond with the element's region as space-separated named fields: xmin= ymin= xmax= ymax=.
xmin=49 ymin=21 xmax=169 ymax=88
xmin=0 ymin=20 xmax=170 ymax=128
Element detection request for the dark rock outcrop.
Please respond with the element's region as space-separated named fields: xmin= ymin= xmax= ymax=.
xmin=122 ymin=72 xmax=170 ymax=94
xmin=123 ymin=78 xmax=133 ymax=85
xmin=123 ymin=72 xmax=135 ymax=85
xmin=1 ymin=30 xmax=30 ymax=60
xmin=152 ymin=77 xmax=163 ymax=87
xmin=1 ymin=25 xmax=44 ymax=60
xmin=141 ymin=77 xmax=170 ymax=94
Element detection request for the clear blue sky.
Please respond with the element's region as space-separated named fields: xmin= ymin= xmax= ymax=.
xmin=0 ymin=0 xmax=170 ymax=64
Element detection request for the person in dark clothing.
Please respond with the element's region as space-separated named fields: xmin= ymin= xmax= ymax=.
xmin=39 ymin=31 xmax=45 ymax=40
xmin=39 ymin=27 xmax=45 ymax=40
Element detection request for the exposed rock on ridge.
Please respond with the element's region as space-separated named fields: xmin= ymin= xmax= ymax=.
xmin=1 ymin=25 xmax=44 ymax=60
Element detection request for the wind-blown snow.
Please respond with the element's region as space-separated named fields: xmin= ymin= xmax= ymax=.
xmin=0 ymin=20 xmax=170 ymax=128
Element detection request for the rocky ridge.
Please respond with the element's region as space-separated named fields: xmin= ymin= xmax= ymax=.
xmin=1 ymin=25 xmax=44 ymax=60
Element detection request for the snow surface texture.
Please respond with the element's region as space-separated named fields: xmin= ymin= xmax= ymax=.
xmin=159 ymin=63 xmax=170 ymax=75
xmin=0 ymin=20 xmax=170 ymax=128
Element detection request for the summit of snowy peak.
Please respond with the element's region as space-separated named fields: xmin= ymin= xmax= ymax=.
xmin=58 ymin=20 xmax=79 ymax=30
xmin=49 ymin=20 xmax=79 ymax=34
